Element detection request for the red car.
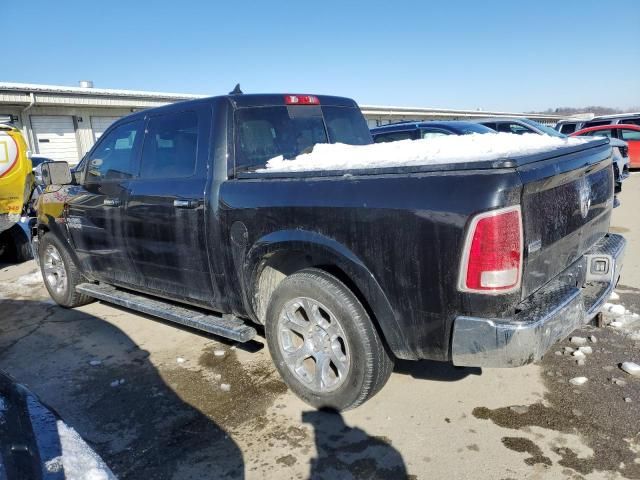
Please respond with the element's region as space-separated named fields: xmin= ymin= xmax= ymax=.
xmin=571 ymin=124 xmax=640 ymax=168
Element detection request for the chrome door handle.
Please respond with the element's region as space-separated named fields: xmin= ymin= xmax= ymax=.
xmin=103 ymin=198 xmax=120 ymax=207
xmin=173 ymin=199 xmax=197 ymax=209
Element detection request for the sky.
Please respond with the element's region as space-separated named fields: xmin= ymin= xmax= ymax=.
xmin=5 ymin=0 xmax=640 ymax=112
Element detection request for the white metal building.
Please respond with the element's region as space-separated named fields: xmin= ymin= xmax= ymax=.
xmin=0 ymin=81 xmax=562 ymax=164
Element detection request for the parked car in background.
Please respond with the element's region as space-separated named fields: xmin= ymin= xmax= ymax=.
xmin=555 ymin=119 xmax=590 ymax=135
xmin=0 ymin=123 xmax=33 ymax=261
xmin=475 ymin=117 xmax=565 ymax=137
xmin=581 ymin=113 xmax=640 ymax=130
xmin=555 ymin=112 xmax=640 ymax=135
xmin=571 ymin=124 xmax=640 ymax=169
xmin=371 ymin=121 xmax=494 ymax=142
xmin=30 ymin=155 xmax=55 ymax=169
xmin=607 ymin=138 xmax=630 ymax=206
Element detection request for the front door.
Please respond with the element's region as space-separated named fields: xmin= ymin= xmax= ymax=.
xmin=123 ymin=106 xmax=219 ymax=307
xmin=67 ymin=119 xmax=144 ymax=284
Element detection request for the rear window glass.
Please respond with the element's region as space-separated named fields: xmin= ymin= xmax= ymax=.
xmin=559 ymin=123 xmax=577 ymax=134
xmin=583 ymin=120 xmax=611 ymax=128
xmin=234 ymin=106 xmax=371 ymax=172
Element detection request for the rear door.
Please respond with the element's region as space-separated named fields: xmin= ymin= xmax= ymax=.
xmin=123 ymin=105 xmax=219 ymax=306
xmin=67 ymin=119 xmax=143 ymax=283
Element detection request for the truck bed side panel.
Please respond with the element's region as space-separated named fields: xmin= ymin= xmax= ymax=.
xmin=220 ymin=170 xmax=522 ymax=360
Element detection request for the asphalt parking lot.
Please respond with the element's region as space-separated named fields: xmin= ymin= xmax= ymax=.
xmin=1 ymin=174 xmax=639 ymax=480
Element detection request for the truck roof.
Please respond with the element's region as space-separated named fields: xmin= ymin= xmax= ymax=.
xmin=110 ymin=93 xmax=360 ymax=125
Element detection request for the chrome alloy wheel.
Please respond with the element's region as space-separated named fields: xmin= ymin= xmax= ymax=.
xmin=277 ymin=297 xmax=350 ymax=393
xmin=43 ymin=244 xmax=67 ymax=296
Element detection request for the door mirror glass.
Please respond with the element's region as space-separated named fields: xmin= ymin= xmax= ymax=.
xmin=39 ymin=161 xmax=72 ymax=186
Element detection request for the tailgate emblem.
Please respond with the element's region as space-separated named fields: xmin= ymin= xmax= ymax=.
xmin=578 ymin=178 xmax=591 ymax=219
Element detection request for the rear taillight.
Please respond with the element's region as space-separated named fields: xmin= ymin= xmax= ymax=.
xmin=284 ymin=95 xmax=320 ymax=105
xmin=458 ymin=206 xmax=523 ymax=294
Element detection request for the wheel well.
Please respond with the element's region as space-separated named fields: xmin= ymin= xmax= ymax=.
xmin=253 ymin=252 xmax=389 ymax=353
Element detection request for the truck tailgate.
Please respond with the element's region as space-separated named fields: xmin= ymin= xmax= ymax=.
xmin=518 ymin=141 xmax=614 ymax=299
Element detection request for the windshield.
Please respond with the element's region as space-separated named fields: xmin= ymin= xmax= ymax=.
xmin=521 ymin=118 xmax=566 ymax=138
xmin=234 ymin=105 xmax=372 ymax=172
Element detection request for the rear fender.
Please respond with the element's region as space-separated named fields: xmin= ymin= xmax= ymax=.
xmin=242 ymin=229 xmax=410 ymax=358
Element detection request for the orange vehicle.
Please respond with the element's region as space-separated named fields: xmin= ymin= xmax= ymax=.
xmin=571 ymin=124 xmax=640 ymax=169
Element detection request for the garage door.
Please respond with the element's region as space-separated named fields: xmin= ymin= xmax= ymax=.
xmin=30 ymin=115 xmax=80 ymax=164
xmin=91 ymin=116 xmax=121 ymax=142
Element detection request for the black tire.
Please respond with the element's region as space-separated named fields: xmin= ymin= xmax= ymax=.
xmin=38 ymin=233 xmax=94 ymax=308
xmin=265 ymin=268 xmax=393 ymax=411
xmin=10 ymin=225 xmax=33 ymax=263
xmin=0 ymin=224 xmax=33 ymax=263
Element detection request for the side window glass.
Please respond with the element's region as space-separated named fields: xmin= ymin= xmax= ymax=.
xmin=591 ymin=129 xmax=613 ymax=138
xmin=507 ymin=123 xmax=530 ymax=135
xmin=85 ymin=121 xmax=142 ymax=182
xmin=373 ymin=131 xmax=413 ymax=143
xmin=620 ymin=129 xmax=640 ymax=141
xmin=560 ymin=124 xmax=576 ymax=134
xmin=421 ymin=130 xmax=448 ymax=140
xmin=140 ymin=111 xmax=198 ymax=178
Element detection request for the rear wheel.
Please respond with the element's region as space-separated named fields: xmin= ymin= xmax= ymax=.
xmin=39 ymin=234 xmax=94 ymax=308
xmin=265 ymin=268 xmax=393 ymax=410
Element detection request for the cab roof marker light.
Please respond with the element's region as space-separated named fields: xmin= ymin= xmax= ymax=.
xmin=285 ymin=95 xmax=320 ymax=105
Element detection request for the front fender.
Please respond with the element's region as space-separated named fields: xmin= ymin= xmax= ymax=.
xmin=35 ymin=186 xmax=89 ymax=280
xmin=242 ymin=229 xmax=412 ymax=359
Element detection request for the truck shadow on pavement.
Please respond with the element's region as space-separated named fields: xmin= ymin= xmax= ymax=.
xmin=1 ymin=297 xmax=418 ymax=480
xmin=394 ymin=359 xmax=481 ymax=381
xmin=0 ymin=299 xmax=245 ymax=479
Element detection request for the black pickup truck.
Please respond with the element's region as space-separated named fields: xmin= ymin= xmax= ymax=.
xmin=34 ymin=92 xmax=625 ymax=410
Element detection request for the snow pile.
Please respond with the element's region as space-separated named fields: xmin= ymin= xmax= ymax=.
xmin=569 ymin=377 xmax=588 ymax=386
xmin=259 ymin=133 xmax=591 ymax=173
xmin=53 ymin=421 xmax=116 ymax=480
xmin=0 ymin=269 xmax=48 ymax=300
xmin=621 ymin=362 xmax=640 ymax=377
xmin=602 ymin=296 xmax=640 ymax=338
xmin=15 ymin=270 xmax=44 ymax=287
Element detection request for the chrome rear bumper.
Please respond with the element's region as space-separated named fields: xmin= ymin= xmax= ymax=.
xmin=451 ymin=234 xmax=625 ymax=367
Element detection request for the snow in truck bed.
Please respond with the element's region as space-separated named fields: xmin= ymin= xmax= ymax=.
xmin=259 ymin=132 xmax=592 ymax=173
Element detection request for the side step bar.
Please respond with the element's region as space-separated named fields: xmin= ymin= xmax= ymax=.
xmin=76 ymin=283 xmax=256 ymax=342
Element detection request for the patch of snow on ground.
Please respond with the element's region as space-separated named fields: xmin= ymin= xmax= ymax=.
xmin=0 ymin=269 xmax=47 ymax=300
xmin=15 ymin=270 xmax=44 ymax=286
xmin=602 ymin=294 xmax=640 ymax=337
xmin=56 ymin=421 xmax=116 ymax=480
xmin=259 ymin=133 xmax=591 ymax=173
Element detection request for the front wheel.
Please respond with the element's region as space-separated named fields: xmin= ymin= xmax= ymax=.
xmin=39 ymin=234 xmax=94 ymax=308
xmin=265 ymin=268 xmax=393 ymax=411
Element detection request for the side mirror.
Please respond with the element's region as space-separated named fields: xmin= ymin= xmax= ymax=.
xmin=40 ymin=161 xmax=72 ymax=186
